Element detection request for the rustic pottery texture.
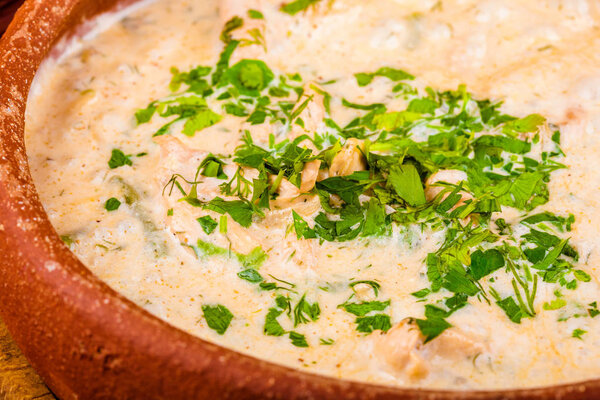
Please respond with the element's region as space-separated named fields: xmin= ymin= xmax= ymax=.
xmin=0 ymin=0 xmax=598 ymax=398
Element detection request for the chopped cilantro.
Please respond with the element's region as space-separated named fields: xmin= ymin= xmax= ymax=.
xmin=220 ymin=16 xmax=243 ymax=44
xmin=193 ymin=240 xmax=267 ymax=269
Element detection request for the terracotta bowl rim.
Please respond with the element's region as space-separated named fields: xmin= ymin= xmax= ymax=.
xmin=0 ymin=0 xmax=599 ymax=398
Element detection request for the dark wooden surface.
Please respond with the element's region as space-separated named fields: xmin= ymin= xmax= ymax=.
xmin=1 ymin=3 xmax=56 ymax=399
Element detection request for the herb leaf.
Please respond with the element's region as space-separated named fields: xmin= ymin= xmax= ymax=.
xmin=355 ymin=314 xmax=392 ymax=333
xmin=108 ymin=149 xmax=132 ymax=169
xmin=470 ymin=249 xmax=505 ymax=280
xmin=281 ymin=0 xmax=320 ymax=15
xmin=264 ymin=308 xmax=286 ymax=336
xmin=197 ymin=215 xmax=218 ymax=234
xmin=388 ymin=164 xmax=426 ymax=206
xmin=341 ymin=300 xmax=390 ymax=317
xmin=104 ymin=197 xmax=121 ymax=211
xmin=289 ymin=331 xmax=309 ymax=347
xmin=202 ymin=304 xmax=234 ymax=334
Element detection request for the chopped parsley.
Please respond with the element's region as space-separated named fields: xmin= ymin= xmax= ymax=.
xmin=280 ymin=0 xmax=320 ymax=15
xmin=108 ymin=149 xmax=132 ymax=169
xmin=202 ymin=304 xmax=234 ymax=335
xmin=191 ymin=239 xmax=267 ymax=269
xmin=104 ymin=197 xmax=121 ymax=211
xmin=589 ymin=302 xmax=600 ymax=318
xmin=197 ymin=215 xmax=218 ymax=234
xmin=572 ymin=328 xmax=587 ymax=340
xmin=293 ymin=294 xmax=321 ymax=326
xmin=354 ymin=67 xmax=414 ymax=87
xmin=146 ymin=16 xmax=591 ymax=346
xmin=340 ymin=300 xmax=390 ymax=317
xmin=355 ymin=314 xmax=392 ymax=333
xmin=289 ymin=331 xmax=309 ymax=347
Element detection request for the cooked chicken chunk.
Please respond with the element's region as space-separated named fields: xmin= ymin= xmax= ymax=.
xmin=373 ymin=319 xmax=486 ymax=381
xmin=329 ymin=138 xmax=367 ymax=177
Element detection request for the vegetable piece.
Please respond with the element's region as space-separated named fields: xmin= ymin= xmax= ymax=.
xmin=226 ymin=60 xmax=274 ymax=97
xmin=341 ymin=300 xmax=390 ymax=317
xmin=197 ymin=215 xmax=218 ymax=234
xmin=264 ymin=308 xmax=286 ymax=336
xmin=388 ymin=164 xmax=426 ymax=207
xmin=289 ymin=331 xmax=309 ymax=347
xmin=108 ymin=149 xmax=132 ymax=169
xmin=104 ymin=197 xmax=121 ymax=211
xmin=281 ymin=0 xmax=320 ymax=15
xmin=355 ymin=67 xmax=415 ymax=87
xmin=293 ymin=294 xmax=320 ymax=327
xmin=202 ymin=304 xmax=234 ymax=334
xmin=469 ymin=249 xmax=505 ymax=280
xmin=355 ymin=314 xmax=392 ymax=333
xmin=238 ymin=268 xmax=264 ymax=283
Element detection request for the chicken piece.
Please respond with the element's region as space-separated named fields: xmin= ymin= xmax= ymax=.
xmin=329 ymin=138 xmax=367 ymax=177
xmin=154 ymin=135 xmax=205 ymax=173
xmin=373 ymin=319 xmax=429 ymax=381
xmin=300 ymin=160 xmax=321 ymax=192
xmin=268 ymin=160 xmax=322 ymax=214
xmin=373 ymin=319 xmax=485 ymax=381
xmin=226 ymin=220 xmax=262 ymax=254
xmin=424 ymin=169 xmax=472 ymax=205
xmin=270 ymin=176 xmax=321 ymax=216
xmin=425 ymin=328 xmax=486 ymax=360
xmin=284 ymin=232 xmax=319 ymax=270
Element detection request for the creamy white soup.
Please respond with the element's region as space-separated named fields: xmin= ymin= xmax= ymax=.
xmin=25 ymin=0 xmax=600 ymax=390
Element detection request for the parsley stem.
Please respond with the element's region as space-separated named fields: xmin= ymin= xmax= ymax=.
xmin=511 ymin=279 xmax=533 ymax=317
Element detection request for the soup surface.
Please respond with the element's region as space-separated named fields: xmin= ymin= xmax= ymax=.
xmin=25 ymin=0 xmax=600 ymax=390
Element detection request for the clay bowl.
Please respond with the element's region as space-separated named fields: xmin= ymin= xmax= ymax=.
xmin=0 ymin=0 xmax=598 ymax=398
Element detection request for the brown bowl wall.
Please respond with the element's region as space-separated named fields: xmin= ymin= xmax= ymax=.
xmin=0 ymin=0 xmax=598 ymax=399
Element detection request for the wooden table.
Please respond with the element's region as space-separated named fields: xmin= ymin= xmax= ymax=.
xmin=0 ymin=319 xmax=55 ymax=399
xmin=1 ymin=3 xmax=56 ymax=399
